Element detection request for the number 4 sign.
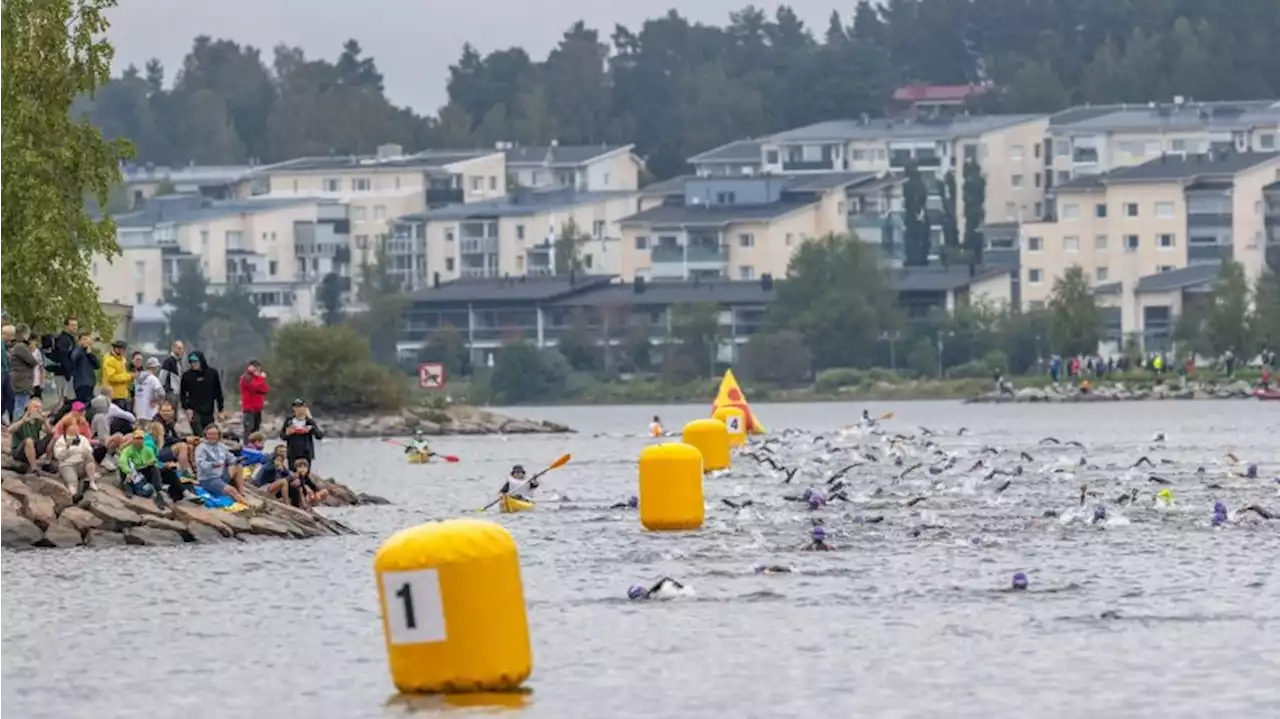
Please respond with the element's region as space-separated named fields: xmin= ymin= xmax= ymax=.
xmin=724 ymin=414 xmax=743 ymax=434
xmin=381 ymin=569 xmax=448 ymax=645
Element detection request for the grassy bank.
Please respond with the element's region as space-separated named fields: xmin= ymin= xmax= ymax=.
xmin=407 ymin=366 xmax=1266 ymax=408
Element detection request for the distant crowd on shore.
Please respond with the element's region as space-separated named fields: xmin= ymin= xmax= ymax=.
xmin=991 ymin=348 xmax=1276 ymax=396
xmin=1 ymin=313 xmax=327 ymax=511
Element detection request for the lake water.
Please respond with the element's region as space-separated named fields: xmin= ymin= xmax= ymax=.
xmin=4 ymin=401 xmax=1278 ymax=718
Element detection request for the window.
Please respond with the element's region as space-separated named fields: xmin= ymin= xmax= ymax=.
xmin=352 ymin=206 xmax=367 ymax=221
xmin=445 ymin=258 xmax=455 ymax=272
xmin=716 ymin=191 xmax=737 ymax=204
xmin=1124 ymin=234 xmax=1139 ymax=252
xmin=292 ymin=180 xmax=299 ymax=192
xmin=513 ymin=224 xmax=524 ymax=241
xmin=374 ymin=205 xmax=386 ymax=220
xmin=395 ymin=177 xmax=402 ymax=190
xmin=1011 ymin=174 xmax=1025 ymax=188
xmin=136 ymin=292 xmax=145 ymax=304
xmin=603 ymin=172 xmax=611 ymax=187
xmin=1094 ymin=203 xmax=1107 ymax=218
xmin=1124 ymin=203 xmax=1139 ymax=217
xmin=133 ymin=261 xmax=145 ymax=281
xmin=1094 ymin=234 xmax=1108 ymax=250
xmin=1171 ymin=139 xmax=1187 ymax=153
xmin=470 ymin=176 xmax=482 ymax=191
xmin=1027 ymin=236 xmax=1044 ymax=251
xmin=200 ymin=230 xmax=209 ymax=251
xmin=515 ymin=256 xmax=525 ymax=272
xmin=225 ymin=230 xmax=243 ymax=250
xmin=635 ymin=236 xmax=648 ymax=250
xmin=1010 ymin=145 xmax=1024 ymax=162
xmin=765 ymin=150 xmax=779 ymax=164
xmin=1028 ymin=268 xmax=1044 ymax=284
xmin=1034 ymin=143 xmax=1042 ymax=159
xmin=1005 ymin=201 xmax=1017 ymax=220
xmin=1061 ymin=203 xmax=1080 ymax=220
xmin=1154 ymin=201 xmax=1174 ymax=219
xmin=1063 ymin=236 xmax=1079 ymax=252
xmin=1034 ymin=172 xmax=1041 ymax=188
xmin=352 ymin=178 xmax=371 ymax=192
xmin=739 ymin=266 xmax=755 ymax=280
xmin=355 ymin=234 xmax=369 ymax=249
xmin=488 ymin=176 xmax=498 ymax=191
xmin=1056 ymin=141 xmax=1070 ymax=157
xmin=1158 ymin=265 xmax=1175 ymax=273
xmin=92 ymin=262 xmax=98 ymax=277
xmin=738 ymin=233 xmax=755 ymax=248
xmin=1096 ymin=266 xmax=1109 ymax=282
xmin=445 ymin=230 xmax=455 ymax=242
xmin=785 ymin=233 xmax=794 ymax=246
xmin=1158 ymin=233 xmax=1175 ymax=249
xmin=1034 ymin=201 xmax=1043 ymax=217
xmin=592 ymin=220 xmax=606 ymax=239
xmin=1056 ymin=170 xmax=1071 ymax=184
xmin=852 ymin=149 xmax=867 ymax=161
xmin=583 ymin=254 xmax=594 ymax=269
xmin=1261 ymin=133 xmax=1276 ymax=151
xmin=322 ymin=178 xmax=340 ymax=192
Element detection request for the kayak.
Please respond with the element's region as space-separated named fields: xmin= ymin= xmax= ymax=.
xmin=499 ymin=495 xmax=535 ymax=514
xmin=1255 ymin=389 xmax=1280 ymax=400
xmin=406 ymin=452 xmax=430 ymax=464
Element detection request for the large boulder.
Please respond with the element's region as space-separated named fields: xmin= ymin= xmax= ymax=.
xmin=1 ymin=514 xmax=43 ymax=548
xmin=247 ymin=516 xmax=291 ymax=537
xmin=39 ymin=517 xmax=84 ymax=548
xmin=216 ymin=510 xmax=252 ymax=534
xmin=125 ymin=526 xmax=185 ymax=546
xmin=86 ymin=497 xmax=143 ymax=531
xmin=171 ymin=504 xmax=234 ymax=537
xmin=2 ymin=489 xmax=23 ymax=516
xmin=60 ymin=506 xmax=104 ymax=533
xmin=142 ymin=515 xmax=190 ymax=537
xmin=26 ymin=474 xmax=75 ymax=513
xmin=184 ymin=522 xmax=227 ymax=543
xmin=19 ymin=492 xmax=57 ymax=530
xmin=86 ymin=529 xmax=127 ymax=547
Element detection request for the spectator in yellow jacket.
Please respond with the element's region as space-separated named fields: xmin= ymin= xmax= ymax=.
xmin=102 ymin=339 xmax=134 ymax=410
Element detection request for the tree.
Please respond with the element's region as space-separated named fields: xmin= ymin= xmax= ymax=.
xmin=198 ymin=317 xmax=268 ymax=377
xmin=1252 ymin=271 xmax=1280 ymax=354
xmin=352 ymin=238 xmax=407 ymax=367
xmin=1201 ymin=260 xmax=1254 ymax=356
xmin=1005 ymin=61 xmax=1069 ymax=113
xmin=2 ymin=0 xmax=134 ymax=333
xmin=902 ymin=160 xmax=930 ymax=267
xmin=556 ymin=308 xmax=599 ymax=371
xmin=768 ymin=233 xmax=897 ymax=369
xmin=153 ymin=175 xmax=178 ymax=196
xmin=417 ymin=323 xmax=470 ymax=379
xmin=1047 ymin=266 xmax=1101 ymax=356
xmin=553 ymin=218 xmax=588 ymax=274
xmin=962 ymin=160 xmax=987 ymax=268
xmin=317 ymin=272 xmax=345 ymax=325
xmin=489 ymin=340 xmax=566 ymax=404
xmin=937 ymin=169 xmax=960 ymax=266
xmin=741 ymin=330 xmax=811 ymax=385
xmin=166 ymin=261 xmax=211 ymax=342
xmin=668 ymin=302 xmax=720 ymax=379
xmin=269 ymin=323 xmax=403 ymax=414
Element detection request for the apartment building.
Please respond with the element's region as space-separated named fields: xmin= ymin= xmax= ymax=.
xmin=387 ymin=187 xmax=638 ymax=291
xmin=1019 ymin=151 xmax=1280 ymax=352
xmin=504 ymin=144 xmax=643 ymax=191
xmin=1047 ymin=99 xmax=1280 ymax=187
xmin=689 ymin=114 xmax=1050 ymax=226
xmin=95 ymin=194 xmax=348 ymax=325
xmin=122 ymin=163 xmax=253 ymax=208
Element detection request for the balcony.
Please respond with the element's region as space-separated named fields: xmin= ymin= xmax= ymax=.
xmin=781 ymin=159 xmax=833 ymax=172
xmin=426 ymin=188 xmax=465 ymax=208
xmin=651 ymin=244 xmax=728 ymax=264
xmin=1187 ymin=212 xmax=1232 ymax=228
xmin=460 ymin=237 xmax=498 ymax=254
xmin=1187 ymin=244 xmax=1233 ymax=263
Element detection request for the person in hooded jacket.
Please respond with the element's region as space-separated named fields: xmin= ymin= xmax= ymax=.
xmin=238 ymin=360 xmax=269 ymax=434
xmin=68 ymin=332 xmax=100 ymax=404
xmin=280 ymin=398 xmax=323 ymax=468
xmin=180 ymin=351 xmax=223 ymax=435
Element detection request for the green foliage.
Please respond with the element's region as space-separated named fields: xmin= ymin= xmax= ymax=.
xmin=907 ymin=337 xmax=940 ymax=378
xmin=1252 ymin=271 xmax=1280 ymax=352
xmin=2 ymin=0 xmax=134 ymax=334
xmin=938 ymin=170 xmax=960 ymax=264
xmin=1201 ymin=261 xmax=1254 ymax=356
xmin=1048 ymin=266 xmax=1102 ymax=356
xmin=153 ymin=175 xmax=178 ymax=196
xmin=317 ymin=273 xmax=345 ymax=326
xmin=902 ymin=160 xmax=930 ymax=267
xmin=668 ymin=302 xmax=720 ymax=379
xmin=269 ymin=323 xmax=403 ymax=414
xmin=416 ymin=323 xmax=470 ymax=379
xmin=553 ymin=218 xmax=588 ymax=274
xmin=351 ymin=240 xmax=406 ymax=367
xmin=962 ymin=161 xmax=987 ymax=267
xmin=769 ymin=234 xmax=896 ymax=369
xmin=740 ymin=330 xmax=811 ymax=386
xmin=622 ymin=319 xmax=653 ymax=372
xmin=489 ymin=341 xmax=568 ymax=404
xmin=556 ymin=308 xmax=599 ymax=371
xmin=198 ymin=317 xmax=268 ymax=375
xmin=166 ymin=263 xmax=271 ymax=351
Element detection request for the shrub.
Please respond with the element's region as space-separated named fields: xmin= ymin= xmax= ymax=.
xmin=814 ymin=367 xmax=865 ymax=391
xmin=741 ymin=330 xmax=812 ymax=385
xmin=269 ymin=323 xmax=404 ymax=414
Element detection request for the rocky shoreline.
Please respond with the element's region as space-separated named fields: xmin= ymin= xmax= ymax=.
xmin=1 ymin=467 xmax=388 ymax=550
xmin=966 ymin=379 xmax=1266 ymax=404
xmin=241 ymin=404 xmax=573 ymax=438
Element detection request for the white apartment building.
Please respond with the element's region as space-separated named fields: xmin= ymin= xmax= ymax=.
xmin=94 ymin=194 xmax=350 ymax=327
xmin=503 ymin=144 xmax=643 ymax=192
xmin=122 ymin=163 xmax=253 ymax=208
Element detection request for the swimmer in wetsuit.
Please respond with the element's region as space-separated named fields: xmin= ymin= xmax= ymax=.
xmin=721 ymin=498 xmax=755 ymax=510
xmin=627 ymin=577 xmax=685 ymax=600
xmin=498 ymin=464 xmax=536 ymax=501
xmin=611 ymin=495 xmax=639 ymax=510
xmin=1011 ymin=572 xmax=1028 ymax=591
xmin=801 ymin=525 xmax=834 ymax=551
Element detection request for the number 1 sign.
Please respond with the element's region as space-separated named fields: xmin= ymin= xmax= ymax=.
xmin=380 ymin=568 xmax=448 ymax=645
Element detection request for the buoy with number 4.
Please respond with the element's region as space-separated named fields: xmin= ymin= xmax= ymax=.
xmin=374 ymin=518 xmax=532 ymax=694
xmin=713 ymin=406 xmax=747 ymax=447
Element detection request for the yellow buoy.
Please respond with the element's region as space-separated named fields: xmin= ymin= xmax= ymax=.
xmin=681 ymin=418 xmax=731 ymax=471
xmin=713 ymin=406 xmax=747 ymax=448
xmin=374 ymin=518 xmax=532 ymax=694
xmin=638 ymin=442 xmax=705 ymax=531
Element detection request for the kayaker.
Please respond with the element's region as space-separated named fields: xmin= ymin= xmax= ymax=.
xmin=627 ymin=577 xmax=686 ymax=600
xmin=404 ymin=430 xmax=432 ymax=458
xmin=499 ymin=464 xmax=536 ymax=501
xmin=801 ymin=525 xmax=834 ymax=551
xmin=860 ymin=409 xmax=875 ymax=427
xmin=649 ymin=416 xmax=663 ymax=437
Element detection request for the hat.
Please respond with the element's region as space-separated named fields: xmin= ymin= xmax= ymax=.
xmin=291 ymin=398 xmax=306 ymax=407
xmin=511 ymin=464 xmax=526 ymax=474
xmin=131 ymin=429 xmax=146 ymax=438
xmin=145 ymin=356 xmax=161 ymax=368
xmin=111 ymin=339 xmax=127 ymax=348
xmin=70 ymin=401 xmax=86 ymax=412
xmin=188 ymin=353 xmax=201 ymax=362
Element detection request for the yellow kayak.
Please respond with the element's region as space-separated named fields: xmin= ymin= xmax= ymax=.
xmin=499 ymin=495 xmax=535 ymax=514
xmin=407 ymin=452 xmax=430 ymax=464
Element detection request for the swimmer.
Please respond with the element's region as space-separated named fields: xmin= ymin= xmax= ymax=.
xmin=851 ymin=514 xmax=885 ymax=524
xmin=1090 ymin=503 xmax=1107 ymax=524
xmin=801 ymin=525 xmax=834 ymax=551
xmin=648 ymin=416 xmax=663 ymax=437
xmin=753 ymin=564 xmax=793 ymax=574
xmin=610 ymin=495 xmax=639 ymax=510
xmin=627 ymin=577 xmax=685 ymax=600
xmin=1011 ymin=572 xmax=1029 ymax=591
xmin=1212 ymin=500 xmax=1229 ymax=526
xmin=721 ymin=498 xmax=755 ymax=510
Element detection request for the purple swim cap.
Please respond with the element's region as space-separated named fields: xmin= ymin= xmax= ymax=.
xmin=627 ymin=585 xmax=647 ymax=600
xmin=1012 ymin=572 xmax=1028 ymax=590
xmin=810 ymin=525 xmax=826 ymax=541
xmin=1213 ymin=500 xmax=1227 ymax=514
xmin=1246 ymin=464 xmax=1258 ymax=479
xmin=628 ymin=495 xmax=639 ymax=508
xmin=1092 ymin=504 xmax=1107 ymax=521
xmin=801 ymin=487 xmax=815 ymax=501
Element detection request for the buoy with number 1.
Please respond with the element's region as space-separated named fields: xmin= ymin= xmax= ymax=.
xmin=374 ymin=518 xmax=532 ymax=694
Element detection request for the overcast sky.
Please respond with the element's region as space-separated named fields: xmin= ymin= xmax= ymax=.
xmin=107 ymin=0 xmax=845 ymax=114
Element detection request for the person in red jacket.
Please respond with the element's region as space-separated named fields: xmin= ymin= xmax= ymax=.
xmin=239 ymin=360 xmax=270 ymax=434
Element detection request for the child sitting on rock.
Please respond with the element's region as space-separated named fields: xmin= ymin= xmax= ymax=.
xmin=53 ymin=419 xmax=101 ymax=500
xmin=286 ymin=457 xmax=327 ymax=509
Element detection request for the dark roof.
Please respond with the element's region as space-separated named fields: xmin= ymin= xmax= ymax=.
xmin=406 ymin=274 xmax=617 ymax=304
xmin=766 ymin=114 xmax=1042 ymax=143
xmin=1105 ymin=152 xmax=1279 ymax=183
xmin=782 ymin=171 xmax=876 ymax=192
xmin=401 ymin=189 xmax=633 ymax=221
xmin=1265 ymin=180 xmax=1280 ymax=192
xmin=258 ymin=150 xmax=492 ymax=173
xmin=1093 ymin=281 xmax=1123 ymax=295
xmin=552 ymin=279 xmax=775 ymax=307
xmin=887 ymin=266 xmax=1012 ymax=293
xmin=619 ymin=201 xmax=816 ymax=227
xmin=1050 ymin=100 xmax=1280 ymax=133
xmin=114 ymin=195 xmax=318 ymax=229
xmin=1135 ymin=263 xmax=1220 ymax=293
xmin=639 ymin=175 xmax=694 ymax=196
xmin=893 ymin=83 xmax=988 ymax=103
xmin=1056 ymin=174 xmax=1107 ymax=192
xmin=1049 ymin=106 xmax=1117 ymax=126
xmin=504 ymin=144 xmax=633 ymax=167
xmin=688 ymin=140 xmax=764 ymax=164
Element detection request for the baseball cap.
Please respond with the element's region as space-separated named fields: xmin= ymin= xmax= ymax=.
xmin=145 ymin=357 xmax=161 ymax=368
xmin=70 ymin=401 xmax=86 ymax=412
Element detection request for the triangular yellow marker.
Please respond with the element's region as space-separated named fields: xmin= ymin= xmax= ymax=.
xmin=711 ymin=368 xmax=765 ymax=434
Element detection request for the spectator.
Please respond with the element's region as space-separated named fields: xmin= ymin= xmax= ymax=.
xmin=180 ymin=351 xmax=224 ymax=435
xmin=11 ymin=397 xmax=53 ymax=472
xmin=68 ymin=332 xmax=100 ymax=404
xmin=102 ymin=339 xmax=133 ymax=410
xmin=238 ymin=359 xmax=270 ymax=435
xmin=119 ymin=429 xmax=168 ymax=509
xmin=280 ymin=398 xmax=324 ymax=470
xmin=133 ymin=357 xmax=164 ymax=425
xmin=158 ymin=340 xmax=186 ymax=405
xmin=2 ymin=323 xmax=14 ymax=424
xmin=154 ymin=401 xmax=194 ymax=474
xmin=9 ymin=324 xmax=40 ymax=419
xmin=53 ymin=420 xmax=100 ymax=498
xmin=195 ymin=423 xmax=248 ymax=505
xmin=50 ymin=317 xmax=78 ymax=407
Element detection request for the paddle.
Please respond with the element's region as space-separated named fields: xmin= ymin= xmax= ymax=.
xmin=879 ymin=411 xmax=895 ymax=420
xmin=382 ymin=437 xmax=460 ymax=463
xmin=476 ymin=453 xmax=572 ymax=512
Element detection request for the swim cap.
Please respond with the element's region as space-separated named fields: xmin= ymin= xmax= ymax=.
xmin=1246 ymin=464 xmax=1258 ymax=479
xmin=810 ymin=525 xmax=826 ymax=541
xmin=1213 ymin=500 xmax=1227 ymax=514
xmin=627 ymin=585 xmax=647 ymax=600
xmin=801 ymin=487 xmax=814 ymax=501
xmin=627 ymin=495 xmax=639 ymax=508
xmin=1092 ymin=504 xmax=1107 ymax=521
xmin=1012 ymin=572 xmax=1028 ymax=590
xmin=807 ymin=491 xmax=826 ymax=509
